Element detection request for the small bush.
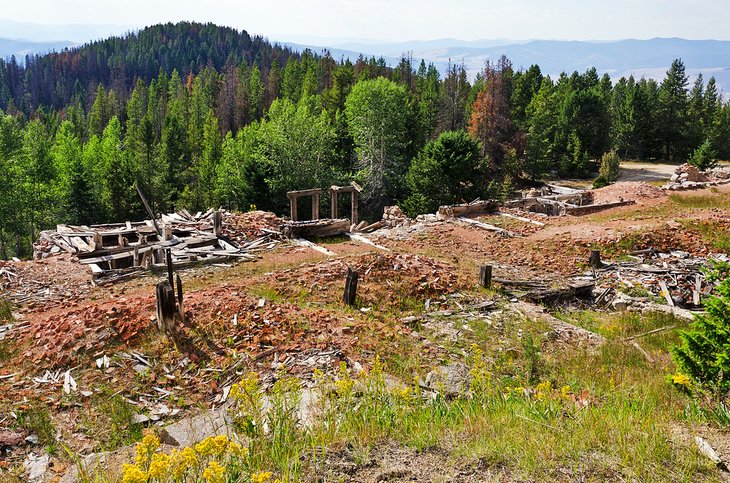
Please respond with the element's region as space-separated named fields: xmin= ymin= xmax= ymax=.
xmin=688 ymin=139 xmax=717 ymax=171
xmin=593 ymin=151 xmax=620 ymax=188
xmin=672 ymin=271 xmax=730 ymax=397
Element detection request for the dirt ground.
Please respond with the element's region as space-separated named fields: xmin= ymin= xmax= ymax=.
xmin=2 ymin=183 xmax=730 ymax=480
xmin=618 ymin=161 xmax=680 ymax=183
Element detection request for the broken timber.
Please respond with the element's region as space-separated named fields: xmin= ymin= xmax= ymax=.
xmin=281 ymin=218 xmax=351 ymax=238
xmin=35 ymin=209 xmax=277 ymax=282
xmin=437 ymin=200 xmax=499 ymax=219
xmin=343 ymin=267 xmax=359 ymax=306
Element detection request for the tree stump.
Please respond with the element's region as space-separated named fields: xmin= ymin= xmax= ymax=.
xmin=479 ymin=265 xmax=493 ymax=289
xmin=343 ymin=268 xmax=359 ymax=306
xmin=589 ymin=250 xmax=603 ymax=269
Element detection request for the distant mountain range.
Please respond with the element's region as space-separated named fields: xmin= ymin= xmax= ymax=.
xmin=0 ymin=37 xmax=74 ymax=60
xmin=283 ymin=37 xmax=730 ymax=93
xmin=2 ymin=19 xmax=729 ymax=95
xmin=0 ymin=18 xmax=134 ymax=60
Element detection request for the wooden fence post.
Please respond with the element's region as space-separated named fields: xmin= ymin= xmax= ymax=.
xmin=156 ymin=281 xmax=176 ymax=334
xmin=479 ymin=265 xmax=492 ymax=289
xmin=176 ymin=273 xmax=185 ymax=323
xmin=343 ymin=267 xmax=359 ymax=306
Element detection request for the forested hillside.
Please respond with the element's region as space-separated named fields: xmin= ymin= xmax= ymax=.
xmin=1 ymin=21 xmax=729 ymax=259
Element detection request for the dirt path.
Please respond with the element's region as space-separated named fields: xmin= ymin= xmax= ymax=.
xmin=619 ymin=161 xmax=679 ymax=183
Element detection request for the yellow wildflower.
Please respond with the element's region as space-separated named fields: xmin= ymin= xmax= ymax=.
xmin=121 ymin=464 xmax=147 ymax=483
xmin=535 ymin=380 xmax=552 ymax=400
xmin=560 ymin=385 xmax=571 ymax=399
xmin=252 ymin=471 xmax=273 ymax=483
xmin=202 ymin=460 xmax=226 ymax=483
xmin=672 ymin=373 xmax=692 ymax=387
xmin=169 ymin=446 xmax=198 ymax=479
xmin=148 ymin=452 xmax=171 ymax=480
xmin=135 ymin=431 xmax=161 ymax=468
xmin=230 ymin=372 xmax=260 ymax=400
xmin=228 ymin=441 xmax=248 ymax=458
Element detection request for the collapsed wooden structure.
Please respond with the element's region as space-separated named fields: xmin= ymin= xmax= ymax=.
xmin=283 ymin=182 xmax=364 ymax=238
xmin=35 ymin=210 xmax=279 ymax=282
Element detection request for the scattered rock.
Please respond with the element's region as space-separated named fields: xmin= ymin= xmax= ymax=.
xmin=425 ymin=362 xmax=471 ymax=397
xmin=24 ymin=452 xmax=50 ymax=483
xmin=158 ymin=409 xmax=233 ymax=447
xmin=0 ymin=430 xmax=25 ymax=447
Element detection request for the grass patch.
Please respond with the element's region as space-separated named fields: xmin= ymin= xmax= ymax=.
xmin=683 ymin=220 xmax=730 ymax=252
xmin=82 ymin=390 xmax=143 ymax=451
xmin=670 ymin=193 xmax=730 ymax=210
xmin=17 ymin=402 xmax=57 ymax=453
xmin=114 ymin=330 xmax=714 ymax=481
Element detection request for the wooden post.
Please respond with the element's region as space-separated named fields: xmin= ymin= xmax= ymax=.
xmin=351 ymin=192 xmax=359 ymax=225
xmin=162 ymin=224 xmax=172 ymax=241
xmin=213 ymin=210 xmax=222 ymax=237
xmin=589 ymin=250 xmax=603 ymax=269
xmin=312 ymin=193 xmax=320 ymax=220
xmin=343 ymin=267 xmax=359 ymax=306
xmin=479 ymin=265 xmax=492 ymax=289
xmin=693 ymin=274 xmax=701 ymax=306
xmin=176 ymin=273 xmax=185 ymax=323
xmin=135 ymin=184 xmax=162 ymax=236
xmin=288 ymin=194 xmax=298 ymax=221
xmin=166 ymin=248 xmax=174 ymax=288
xmin=155 ymin=281 xmax=176 ymax=334
xmin=331 ymin=191 xmax=339 ymax=219
xmin=133 ymin=246 xmax=139 ymax=267
xmin=92 ymin=232 xmax=103 ymax=251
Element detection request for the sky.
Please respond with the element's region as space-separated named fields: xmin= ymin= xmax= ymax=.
xmin=1 ymin=0 xmax=729 ymax=43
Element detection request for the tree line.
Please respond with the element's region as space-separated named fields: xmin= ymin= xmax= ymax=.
xmin=1 ymin=22 xmax=729 ymax=259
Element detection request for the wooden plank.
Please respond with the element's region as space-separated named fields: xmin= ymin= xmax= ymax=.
xmin=496 ymin=211 xmax=545 ymax=227
xmin=693 ymin=274 xmax=702 ymax=306
xmin=658 ymin=280 xmax=675 ymax=306
xmin=454 ymin=217 xmax=515 ymax=237
xmin=344 ymin=233 xmax=390 ymax=251
xmin=290 ymin=238 xmax=336 ymax=256
xmin=79 ymin=245 xmax=154 ymax=264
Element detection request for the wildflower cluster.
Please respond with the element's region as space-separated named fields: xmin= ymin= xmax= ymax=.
xmin=229 ymin=372 xmax=265 ymax=438
xmin=121 ymin=432 xmax=252 ymax=483
xmin=503 ymin=381 xmax=581 ymax=406
xmin=468 ymin=344 xmax=492 ymax=395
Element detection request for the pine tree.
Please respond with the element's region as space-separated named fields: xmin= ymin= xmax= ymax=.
xmin=88 ymin=84 xmax=110 ymax=138
xmin=248 ymin=63 xmax=265 ymax=121
xmin=673 ymin=271 xmax=730 ymax=397
xmin=658 ymin=59 xmax=689 ymax=161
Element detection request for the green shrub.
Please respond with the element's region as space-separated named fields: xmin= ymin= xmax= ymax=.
xmin=672 ymin=274 xmax=730 ymax=397
xmin=688 ymin=139 xmax=717 ymax=171
xmin=593 ymin=151 xmax=620 ymax=188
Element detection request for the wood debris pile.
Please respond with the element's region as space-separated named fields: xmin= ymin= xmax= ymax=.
xmin=222 ymin=210 xmax=284 ymax=242
xmin=31 ymin=209 xmax=280 ymax=283
xmin=0 ymin=255 xmax=93 ymax=308
xmin=596 ymin=250 xmax=727 ymax=309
